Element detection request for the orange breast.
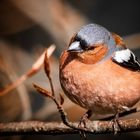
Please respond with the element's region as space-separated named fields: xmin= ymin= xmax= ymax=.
xmin=59 ymin=51 xmax=140 ymax=115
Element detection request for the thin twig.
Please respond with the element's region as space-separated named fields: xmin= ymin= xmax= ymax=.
xmin=33 ymin=84 xmax=75 ymax=129
xmin=39 ymin=48 xmax=77 ymax=130
xmin=44 ymin=51 xmax=55 ymax=96
xmin=48 ymin=76 xmax=55 ymax=97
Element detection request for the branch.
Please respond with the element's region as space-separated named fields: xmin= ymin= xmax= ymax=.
xmin=0 ymin=119 xmax=140 ymax=136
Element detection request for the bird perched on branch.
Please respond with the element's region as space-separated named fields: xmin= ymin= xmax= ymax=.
xmin=59 ymin=23 xmax=140 ymax=127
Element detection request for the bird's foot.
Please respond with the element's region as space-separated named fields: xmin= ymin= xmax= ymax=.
xmin=78 ymin=110 xmax=92 ymax=140
xmin=111 ymin=113 xmax=122 ymax=135
xmin=78 ymin=110 xmax=92 ymax=128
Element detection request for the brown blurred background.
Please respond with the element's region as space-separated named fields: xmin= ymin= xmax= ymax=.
xmin=0 ymin=0 xmax=140 ymax=140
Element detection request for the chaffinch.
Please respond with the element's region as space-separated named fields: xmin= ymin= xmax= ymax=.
xmin=59 ymin=23 xmax=140 ymax=122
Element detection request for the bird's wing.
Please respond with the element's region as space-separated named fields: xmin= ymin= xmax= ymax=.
xmin=112 ymin=48 xmax=140 ymax=71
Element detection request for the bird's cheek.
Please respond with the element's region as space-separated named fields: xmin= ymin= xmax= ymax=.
xmin=77 ymin=46 xmax=108 ymax=64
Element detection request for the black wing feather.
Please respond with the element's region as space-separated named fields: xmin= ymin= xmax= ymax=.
xmin=112 ymin=50 xmax=140 ymax=71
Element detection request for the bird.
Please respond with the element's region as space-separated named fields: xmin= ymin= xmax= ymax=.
xmin=59 ymin=23 xmax=140 ymax=127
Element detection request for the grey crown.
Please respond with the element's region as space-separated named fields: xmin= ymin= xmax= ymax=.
xmin=77 ymin=24 xmax=112 ymax=47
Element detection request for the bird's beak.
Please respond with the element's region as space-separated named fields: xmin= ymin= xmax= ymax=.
xmin=67 ymin=41 xmax=82 ymax=52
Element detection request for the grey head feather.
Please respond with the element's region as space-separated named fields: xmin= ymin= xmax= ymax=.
xmin=77 ymin=24 xmax=123 ymax=60
xmin=69 ymin=23 xmax=123 ymax=61
xmin=77 ymin=24 xmax=114 ymax=47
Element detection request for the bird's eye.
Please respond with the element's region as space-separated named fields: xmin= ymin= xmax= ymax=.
xmin=74 ymin=35 xmax=88 ymax=50
xmin=86 ymin=46 xmax=95 ymax=51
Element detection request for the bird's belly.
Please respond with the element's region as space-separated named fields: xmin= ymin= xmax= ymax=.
xmin=60 ymin=60 xmax=140 ymax=115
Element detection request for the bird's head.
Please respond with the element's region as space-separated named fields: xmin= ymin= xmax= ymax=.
xmin=67 ymin=24 xmax=125 ymax=64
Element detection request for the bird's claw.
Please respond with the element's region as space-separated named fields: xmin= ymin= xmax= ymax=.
xmin=111 ymin=113 xmax=122 ymax=135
